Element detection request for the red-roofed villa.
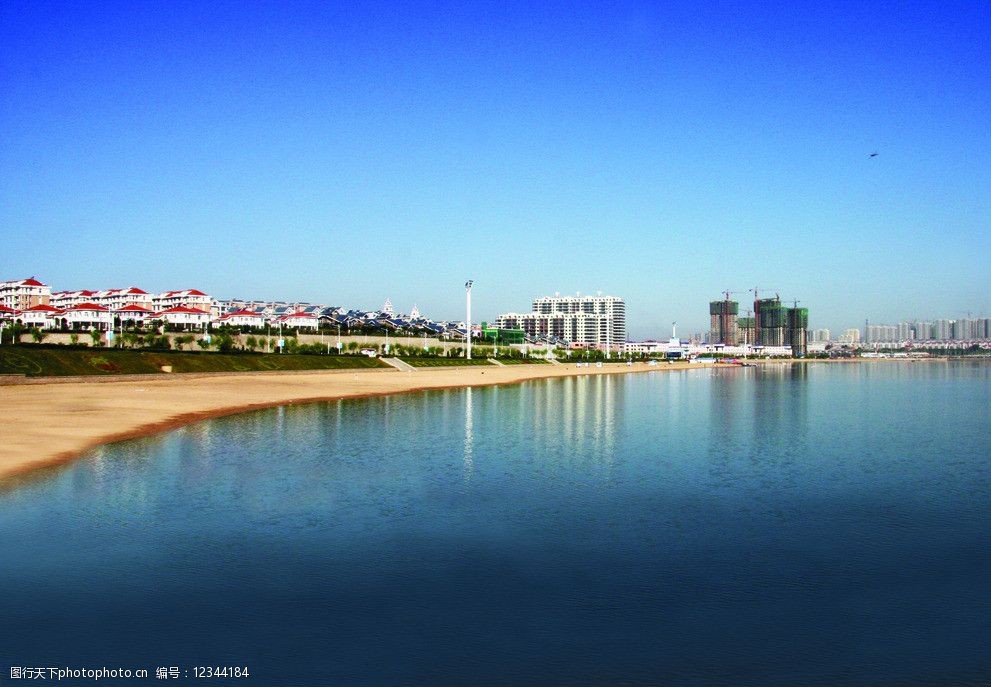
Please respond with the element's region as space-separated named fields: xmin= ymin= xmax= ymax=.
xmin=153 ymin=306 xmax=211 ymax=330
xmin=213 ymin=309 xmax=265 ymax=329
xmin=64 ymin=303 xmax=112 ymax=331
xmin=17 ymin=303 xmax=62 ymax=329
xmin=272 ymin=312 xmax=319 ymax=330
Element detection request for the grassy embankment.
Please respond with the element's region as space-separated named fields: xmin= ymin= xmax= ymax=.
xmin=0 ymin=346 xmax=389 ymax=377
xmin=396 ymin=357 xmax=549 ymax=367
xmin=491 ymin=358 xmax=550 ymax=365
xmin=398 ymin=357 xmax=500 ymax=367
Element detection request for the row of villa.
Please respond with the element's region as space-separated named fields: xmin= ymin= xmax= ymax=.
xmin=0 ymin=277 xmax=467 ymax=337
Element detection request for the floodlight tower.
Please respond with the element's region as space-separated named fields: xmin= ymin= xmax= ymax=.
xmin=465 ymin=280 xmax=474 ymax=360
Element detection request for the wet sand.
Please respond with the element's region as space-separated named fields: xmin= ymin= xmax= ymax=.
xmin=0 ymin=361 xmax=699 ymax=480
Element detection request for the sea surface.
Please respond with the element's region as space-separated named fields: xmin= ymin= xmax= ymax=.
xmin=1 ymin=361 xmax=989 ymax=686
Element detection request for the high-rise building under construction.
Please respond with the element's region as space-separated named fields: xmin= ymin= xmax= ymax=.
xmin=709 ymin=299 xmax=739 ymax=345
xmin=709 ymin=292 xmax=809 ymax=356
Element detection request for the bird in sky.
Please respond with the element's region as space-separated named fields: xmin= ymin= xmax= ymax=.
xmin=869 ymin=152 xmax=879 ymax=158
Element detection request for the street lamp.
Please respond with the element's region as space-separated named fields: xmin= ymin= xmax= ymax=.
xmin=465 ymin=280 xmax=473 ymax=360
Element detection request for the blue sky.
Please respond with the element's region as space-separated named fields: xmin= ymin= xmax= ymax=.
xmin=1 ymin=1 xmax=988 ymax=338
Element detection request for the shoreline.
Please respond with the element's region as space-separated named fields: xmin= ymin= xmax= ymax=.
xmin=0 ymin=361 xmax=696 ymax=482
xmin=0 ymin=357 xmax=958 ymax=483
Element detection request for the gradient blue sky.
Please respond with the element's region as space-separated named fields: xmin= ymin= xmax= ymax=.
xmin=2 ymin=1 xmax=988 ymax=338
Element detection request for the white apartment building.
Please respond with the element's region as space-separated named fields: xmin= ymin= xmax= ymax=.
xmin=497 ymin=294 xmax=626 ymax=347
xmin=153 ymin=289 xmax=213 ymax=314
xmin=51 ymin=290 xmax=97 ymax=309
xmin=495 ymin=311 xmax=608 ymax=346
xmin=0 ymin=277 xmax=51 ymax=310
xmin=93 ymin=287 xmax=154 ymax=311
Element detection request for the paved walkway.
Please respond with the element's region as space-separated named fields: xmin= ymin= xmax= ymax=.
xmin=381 ymin=357 xmax=417 ymax=372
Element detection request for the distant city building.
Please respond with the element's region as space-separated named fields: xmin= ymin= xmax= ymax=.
xmin=865 ymin=324 xmax=899 ymax=343
xmin=496 ymin=294 xmax=626 ymax=347
xmin=952 ymin=319 xmax=969 ymax=341
xmin=810 ymin=328 xmax=831 ymax=343
xmin=859 ymin=318 xmax=991 ymax=344
xmin=934 ymin=319 xmax=952 ymax=340
xmin=839 ymin=329 xmax=861 ymax=344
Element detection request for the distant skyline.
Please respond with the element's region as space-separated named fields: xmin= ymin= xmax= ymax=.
xmin=2 ymin=1 xmax=989 ymax=338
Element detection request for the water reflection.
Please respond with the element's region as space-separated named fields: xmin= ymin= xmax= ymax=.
xmin=528 ymin=374 xmax=619 ymax=473
xmin=463 ymin=387 xmax=473 ymax=482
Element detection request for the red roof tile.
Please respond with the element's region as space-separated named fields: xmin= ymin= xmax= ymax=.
xmin=156 ymin=306 xmax=209 ymax=315
xmin=69 ymin=303 xmax=109 ymax=312
xmin=219 ymin=309 xmax=263 ymax=318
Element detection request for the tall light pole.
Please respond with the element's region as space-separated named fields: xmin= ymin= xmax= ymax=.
xmin=465 ymin=280 xmax=473 ymax=360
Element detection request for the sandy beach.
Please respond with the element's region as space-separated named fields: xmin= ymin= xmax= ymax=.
xmin=0 ymin=361 xmax=701 ymax=481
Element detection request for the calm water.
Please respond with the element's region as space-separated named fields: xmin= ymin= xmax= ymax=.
xmin=2 ymin=362 xmax=989 ymax=686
